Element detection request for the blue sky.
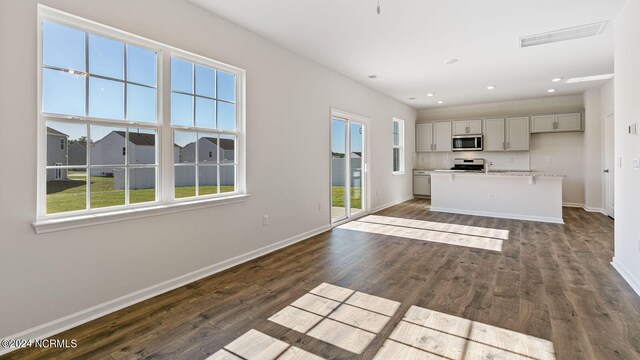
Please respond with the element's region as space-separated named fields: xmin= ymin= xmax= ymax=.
xmin=331 ymin=120 xmax=363 ymax=154
xmin=43 ymin=20 xmax=236 ymax=140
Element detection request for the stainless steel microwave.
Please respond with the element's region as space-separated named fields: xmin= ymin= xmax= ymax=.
xmin=452 ymin=135 xmax=483 ymax=151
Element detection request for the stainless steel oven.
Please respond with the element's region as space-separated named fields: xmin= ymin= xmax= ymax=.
xmin=452 ymin=135 xmax=483 ymax=151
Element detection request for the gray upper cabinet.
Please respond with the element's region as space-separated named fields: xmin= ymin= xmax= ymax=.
xmin=433 ymin=122 xmax=452 ymax=152
xmin=483 ymin=117 xmax=530 ymax=151
xmin=531 ymin=113 xmax=582 ymax=133
xmin=416 ymin=122 xmax=451 ymax=152
xmin=505 ymin=117 xmax=530 ymax=151
xmin=484 ymin=118 xmax=506 ymax=151
xmin=452 ymin=119 xmax=482 ymax=135
xmin=416 ymin=123 xmax=434 ymax=152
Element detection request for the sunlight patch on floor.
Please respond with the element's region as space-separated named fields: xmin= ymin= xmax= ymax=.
xmin=338 ymin=219 xmax=504 ymax=252
xmin=268 ymin=283 xmax=400 ymax=354
xmin=361 ymin=215 xmax=510 ymax=240
xmin=210 ymin=284 xmax=555 ymax=360
xmin=374 ymin=305 xmax=556 ymax=360
xmin=207 ymin=329 xmax=324 ymax=360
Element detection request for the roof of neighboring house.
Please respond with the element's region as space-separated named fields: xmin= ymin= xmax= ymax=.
xmin=113 ymin=131 xmax=155 ymax=146
xmin=47 ymin=127 xmax=68 ymax=137
xmin=201 ymin=137 xmax=235 ymax=150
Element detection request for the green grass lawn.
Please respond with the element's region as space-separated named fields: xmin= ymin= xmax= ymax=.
xmin=47 ymin=174 xmax=234 ymax=214
xmin=332 ymin=186 xmax=362 ymax=209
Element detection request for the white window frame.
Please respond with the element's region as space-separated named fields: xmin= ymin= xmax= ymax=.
xmin=169 ymin=54 xmax=241 ymax=199
xmin=35 ymin=6 xmax=247 ymax=233
xmin=392 ymin=118 xmax=405 ymax=175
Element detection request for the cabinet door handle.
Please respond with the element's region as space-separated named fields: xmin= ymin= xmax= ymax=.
xmin=503 ymin=142 xmax=506 ymax=150
xmin=507 ymin=142 xmax=510 ymax=149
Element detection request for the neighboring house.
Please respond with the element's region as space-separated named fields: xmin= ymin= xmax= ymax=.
xmin=46 ymin=127 xmax=68 ymax=181
xmin=91 ymin=131 xmax=164 ymax=190
xmin=68 ymin=142 xmax=86 ymax=165
xmin=176 ymin=137 xmax=235 ymax=187
xmin=331 ymin=152 xmax=362 ymax=187
xmin=91 ymin=131 xmax=156 ymax=177
xmin=180 ymin=137 xmax=235 ymax=164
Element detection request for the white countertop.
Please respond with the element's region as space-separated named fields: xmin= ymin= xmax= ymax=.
xmin=429 ymin=170 xmax=565 ymax=178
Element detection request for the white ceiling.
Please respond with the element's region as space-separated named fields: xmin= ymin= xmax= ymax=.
xmin=189 ymin=0 xmax=625 ymax=109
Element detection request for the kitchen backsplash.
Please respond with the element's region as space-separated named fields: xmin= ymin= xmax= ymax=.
xmin=416 ymin=151 xmax=531 ymax=170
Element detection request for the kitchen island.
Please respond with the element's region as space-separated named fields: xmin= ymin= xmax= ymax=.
xmin=429 ymin=171 xmax=565 ymax=224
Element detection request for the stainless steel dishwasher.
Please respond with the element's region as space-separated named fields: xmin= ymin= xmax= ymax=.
xmin=413 ymin=170 xmax=431 ymax=197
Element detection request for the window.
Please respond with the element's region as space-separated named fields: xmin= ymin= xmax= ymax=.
xmin=38 ymin=7 xmax=245 ymax=222
xmin=170 ymin=57 xmax=238 ymax=198
xmin=392 ymin=118 xmax=404 ymax=174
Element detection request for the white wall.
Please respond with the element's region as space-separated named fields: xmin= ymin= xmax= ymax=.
xmin=530 ymin=132 xmax=584 ymax=205
xmin=417 ymin=95 xmax=584 ymax=121
xmin=602 ymin=80 xmax=615 ymax=117
xmin=0 ymin=0 xmax=416 ymax=338
xmin=416 ymin=95 xmax=586 ymax=205
xmin=582 ymin=87 xmax=603 ymax=210
xmin=612 ymin=0 xmax=640 ymax=296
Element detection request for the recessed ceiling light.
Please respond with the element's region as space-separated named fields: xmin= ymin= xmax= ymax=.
xmin=427 ymin=93 xmax=434 ymax=97
xmin=547 ymin=89 xmax=557 ymax=93
xmin=552 ymin=78 xmax=563 ymax=82
xmin=487 ymin=85 xmax=496 ymax=90
xmin=437 ymin=100 xmax=445 ymax=104
xmin=368 ymin=75 xmax=378 ymax=79
xmin=408 ymin=97 xmax=416 ymax=100
xmin=446 ymin=58 xmax=458 ymax=65
xmin=566 ymin=74 xmax=614 ymax=83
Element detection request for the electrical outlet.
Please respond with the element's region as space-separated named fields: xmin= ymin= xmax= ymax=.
xmin=262 ymin=215 xmax=269 ymax=226
xmin=633 ymin=158 xmax=640 ymax=170
xmin=488 ymin=193 xmax=494 ymax=200
xmin=318 ymin=202 xmax=323 ymax=211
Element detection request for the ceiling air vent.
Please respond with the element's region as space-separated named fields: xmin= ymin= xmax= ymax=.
xmin=520 ymin=22 xmax=607 ymax=48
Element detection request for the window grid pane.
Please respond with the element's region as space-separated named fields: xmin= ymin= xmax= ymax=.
xmin=42 ymin=21 xmax=158 ymax=122
xmin=171 ymin=56 xmax=236 ymax=131
xmin=171 ymin=56 xmax=239 ymax=200
xmin=41 ymin=18 xmax=242 ymax=218
xmin=45 ymin=121 xmax=159 ymax=214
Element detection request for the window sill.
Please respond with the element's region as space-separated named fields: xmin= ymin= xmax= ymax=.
xmin=32 ymin=194 xmax=250 ymax=234
xmin=392 ymin=172 xmax=406 ymax=176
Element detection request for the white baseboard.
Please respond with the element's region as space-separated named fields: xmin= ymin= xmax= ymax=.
xmin=562 ymin=202 xmax=584 ymax=208
xmin=370 ymin=195 xmax=414 ymax=213
xmin=611 ymin=258 xmax=640 ymax=297
xmin=0 ymin=224 xmax=331 ymax=356
xmin=582 ymin=205 xmax=606 ymax=215
xmin=429 ymin=206 xmax=564 ymax=224
xmin=563 ymin=203 xmax=608 ymax=217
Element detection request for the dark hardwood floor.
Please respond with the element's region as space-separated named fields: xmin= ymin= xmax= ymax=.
xmin=6 ymin=200 xmax=640 ymax=359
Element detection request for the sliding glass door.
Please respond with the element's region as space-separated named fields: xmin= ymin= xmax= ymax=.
xmin=331 ymin=112 xmax=367 ymax=225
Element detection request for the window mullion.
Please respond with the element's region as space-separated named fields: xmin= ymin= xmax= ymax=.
xmin=86 ymin=123 xmax=91 ymax=210
xmin=161 ymin=50 xmax=174 ymax=203
xmin=125 ymin=128 xmax=130 ymax=206
xmin=124 ymin=44 xmax=128 ymax=122
xmin=84 ymin=31 xmax=89 ymax=118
